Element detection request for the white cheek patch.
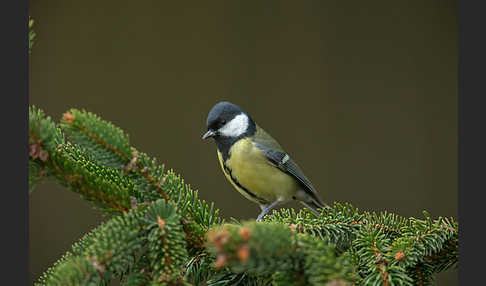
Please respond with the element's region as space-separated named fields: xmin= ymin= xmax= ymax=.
xmin=219 ymin=113 xmax=249 ymax=137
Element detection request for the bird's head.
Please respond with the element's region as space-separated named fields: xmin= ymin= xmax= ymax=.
xmin=202 ymin=101 xmax=255 ymax=141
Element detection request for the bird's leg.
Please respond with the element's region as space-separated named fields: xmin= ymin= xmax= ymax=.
xmin=256 ymin=199 xmax=282 ymax=222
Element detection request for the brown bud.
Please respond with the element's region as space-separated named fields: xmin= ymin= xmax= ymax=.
xmin=394 ymin=251 xmax=405 ymax=261
xmin=289 ymin=224 xmax=297 ymax=232
xmin=89 ymin=257 xmax=105 ymax=273
xmin=289 ymin=224 xmax=303 ymax=232
xmin=214 ymin=254 xmax=227 ymax=269
xmin=39 ymin=150 xmax=49 ymax=162
xmin=157 ymin=216 xmax=165 ymax=230
xmin=208 ymin=229 xmax=230 ymax=249
xmin=29 ymin=143 xmax=40 ymax=159
xmin=63 ymin=112 xmax=74 ymax=123
xmin=124 ymin=152 xmax=139 ymax=172
xmin=237 ymin=244 xmax=250 ymax=262
xmin=239 ymin=227 xmax=251 ymax=240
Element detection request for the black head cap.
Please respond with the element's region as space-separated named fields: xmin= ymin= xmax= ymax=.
xmin=207 ymin=102 xmax=243 ymax=129
xmin=202 ymin=101 xmax=256 ymax=140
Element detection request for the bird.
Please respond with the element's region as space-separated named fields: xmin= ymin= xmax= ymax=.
xmin=202 ymin=101 xmax=328 ymax=221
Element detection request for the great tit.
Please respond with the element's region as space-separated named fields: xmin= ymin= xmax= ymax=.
xmin=202 ymin=101 xmax=328 ymax=221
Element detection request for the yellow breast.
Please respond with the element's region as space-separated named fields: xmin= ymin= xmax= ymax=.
xmin=217 ymin=138 xmax=299 ymax=205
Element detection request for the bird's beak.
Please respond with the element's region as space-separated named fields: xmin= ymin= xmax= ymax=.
xmin=202 ymin=130 xmax=216 ymax=140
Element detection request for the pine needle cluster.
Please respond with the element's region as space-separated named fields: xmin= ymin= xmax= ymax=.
xmin=29 ymin=106 xmax=457 ymax=286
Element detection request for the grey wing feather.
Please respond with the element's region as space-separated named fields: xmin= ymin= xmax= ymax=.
xmin=262 ymin=147 xmax=322 ymax=202
xmin=252 ymin=128 xmax=325 ymax=206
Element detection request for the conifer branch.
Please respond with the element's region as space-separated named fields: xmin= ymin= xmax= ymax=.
xmin=29 ymin=106 xmax=458 ymax=286
xmin=36 ymin=200 xmax=188 ymax=285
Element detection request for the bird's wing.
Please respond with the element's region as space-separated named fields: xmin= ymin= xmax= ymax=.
xmin=253 ymin=126 xmax=324 ymax=206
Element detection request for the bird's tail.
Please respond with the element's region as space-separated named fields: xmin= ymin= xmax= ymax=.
xmin=301 ymin=199 xmax=329 ymax=216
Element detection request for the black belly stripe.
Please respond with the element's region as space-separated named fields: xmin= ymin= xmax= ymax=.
xmin=223 ymin=165 xmax=269 ymax=205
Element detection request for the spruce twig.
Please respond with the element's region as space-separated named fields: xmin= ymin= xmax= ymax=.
xmin=29 ymin=107 xmax=458 ymax=286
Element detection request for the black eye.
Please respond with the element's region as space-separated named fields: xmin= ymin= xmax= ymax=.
xmin=220 ymin=119 xmax=226 ymax=125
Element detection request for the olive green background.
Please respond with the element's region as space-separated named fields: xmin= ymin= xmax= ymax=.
xmin=29 ymin=1 xmax=458 ymax=285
